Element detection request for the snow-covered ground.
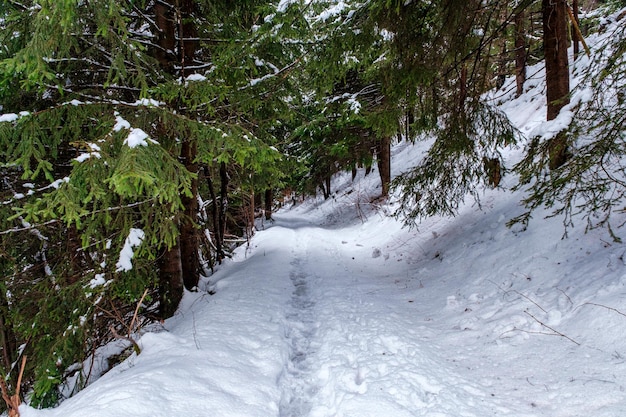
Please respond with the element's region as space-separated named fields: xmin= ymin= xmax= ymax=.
xmin=18 ymin=8 xmax=626 ymax=417
xmin=20 ymin=161 xmax=626 ymax=416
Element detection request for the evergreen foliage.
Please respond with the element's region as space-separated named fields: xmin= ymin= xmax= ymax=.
xmin=0 ymin=0 xmax=625 ymax=410
xmin=0 ymin=0 xmax=302 ymax=407
xmin=293 ymin=0 xmax=523 ymax=218
xmin=513 ymin=9 xmax=626 ymax=233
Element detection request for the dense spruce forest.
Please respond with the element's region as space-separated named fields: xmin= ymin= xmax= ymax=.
xmin=0 ymin=0 xmax=625 ymax=412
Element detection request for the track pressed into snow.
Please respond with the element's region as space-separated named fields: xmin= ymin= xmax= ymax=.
xmin=278 ymin=232 xmax=320 ymax=417
xmin=270 ymin=212 xmax=525 ymax=417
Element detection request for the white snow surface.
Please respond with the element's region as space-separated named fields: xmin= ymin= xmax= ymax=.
xmin=19 ymin=10 xmax=626 ymax=417
xmin=115 ymin=228 xmax=145 ymax=272
xmin=21 ymin=166 xmax=626 ymax=416
xmin=123 ymin=128 xmax=157 ymax=148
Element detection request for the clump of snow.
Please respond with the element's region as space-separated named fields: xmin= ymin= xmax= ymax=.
xmin=316 ymin=1 xmax=348 ymax=22
xmin=0 ymin=113 xmax=19 ymax=122
xmin=74 ymin=144 xmax=102 ymax=163
xmin=123 ymin=128 xmax=158 ymax=148
xmin=115 ymin=228 xmax=145 ymax=272
xmin=113 ymin=113 xmax=131 ymax=132
xmin=88 ymin=274 xmax=107 ymax=289
xmin=185 ymin=73 xmax=207 ymax=82
xmin=133 ymin=98 xmax=163 ymax=107
xmin=49 ymin=177 xmax=70 ymax=189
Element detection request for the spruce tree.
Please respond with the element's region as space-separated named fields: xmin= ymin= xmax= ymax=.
xmin=513 ymin=2 xmax=626 ymax=232
xmin=300 ymin=0 xmax=522 ymax=221
xmin=0 ymin=0 xmax=301 ymax=407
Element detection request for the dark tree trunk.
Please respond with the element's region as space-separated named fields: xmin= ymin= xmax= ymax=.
xmin=176 ymin=0 xmax=200 ymax=290
xmin=0 ymin=290 xmax=16 ymax=381
xmin=156 ymin=0 xmax=202 ymax=284
xmin=543 ymin=0 xmax=570 ymax=169
xmin=218 ymin=162 xmax=229 ymax=262
xmin=514 ymin=10 xmax=527 ymax=97
xmin=246 ymin=190 xmax=255 ymax=238
xmin=154 ymin=2 xmax=176 ymax=73
xmin=205 ymin=168 xmax=223 ymax=263
xmin=178 ymin=0 xmax=198 ymax=77
xmin=325 ymin=176 xmax=331 ymax=199
xmin=572 ymin=0 xmax=580 ymax=60
xmin=264 ymin=189 xmax=273 ymax=220
xmin=458 ymin=65 xmax=468 ymax=111
xmin=321 ymin=176 xmax=331 ymax=200
xmin=376 ymin=136 xmax=391 ymax=197
xmin=155 ymin=0 xmax=200 ymax=297
xmin=155 ymin=0 xmax=182 ymax=314
xmin=543 ymin=0 xmax=570 ymax=120
xmin=158 ymin=239 xmax=184 ymax=319
xmin=180 ymin=139 xmax=199 ymax=290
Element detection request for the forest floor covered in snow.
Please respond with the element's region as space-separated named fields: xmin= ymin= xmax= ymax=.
xmin=20 ymin=161 xmax=626 ymax=416
xmin=21 ymin=135 xmax=626 ymax=417
xmin=18 ymin=8 xmax=626 ymax=417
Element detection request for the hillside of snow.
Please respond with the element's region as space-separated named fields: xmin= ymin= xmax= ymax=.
xmin=17 ymin=7 xmax=626 ymax=417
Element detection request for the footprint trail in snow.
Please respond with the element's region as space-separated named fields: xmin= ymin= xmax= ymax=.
xmin=278 ymin=238 xmax=319 ymax=417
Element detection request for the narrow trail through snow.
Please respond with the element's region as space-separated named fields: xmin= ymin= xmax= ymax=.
xmin=271 ymin=213 xmax=516 ymax=416
xmin=278 ymin=230 xmax=320 ymax=417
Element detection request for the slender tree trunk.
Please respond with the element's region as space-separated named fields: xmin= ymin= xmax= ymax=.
xmin=205 ymin=168 xmax=223 ymax=263
xmin=0 ymin=289 xmax=16 ymax=379
xmin=178 ymin=0 xmax=198 ymax=78
xmin=176 ymin=0 xmax=200 ymax=290
xmin=543 ymin=0 xmax=570 ymax=169
xmin=496 ymin=33 xmax=507 ymax=90
xmin=247 ymin=190 xmax=255 ymax=238
xmin=264 ymin=189 xmax=273 ymax=220
xmin=458 ymin=64 xmax=468 ymax=111
xmin=158 ymin=239 xmax=184 ymax=319
xmin=571 ymin=0 xmax=580 ymax=60
xmin=218 ymin=162 xmax=229 ymax=262
xmin=155 ymin=0 xmax=201 ymax=290
xmin=154 ymin=2 xmax=176 ymax=72
xmin=376 ymin=136 xmax=391 ymax=197
xmin=322 ymin=176 xmax=331 ymax=199
xmin=515 ymin=9 xmax=527 ymax=97
xmin=180 ymin=139 xmax=199 ymax=290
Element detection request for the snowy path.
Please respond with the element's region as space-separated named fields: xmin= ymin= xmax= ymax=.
xmin=278 ymin=231 xmax=319 ymax=416
xmin=270 ymin=215 xmax=502 ymax=417
xmin=20 ymin=201 xmax=626 ymax=417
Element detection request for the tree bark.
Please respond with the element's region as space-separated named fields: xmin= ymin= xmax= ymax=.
xmin=514 ymin=9 xmax=527 ymax=97
xmin=218 ymin=162 xmax=229 ymax=262
xmin=155 ymin=0 xmax=201 ymax=298
xmin=154 ymin=2 xmax=176 ymax=73
xmin=376 ymin=136 xmax=391 ymax=197
xmin=571 ymin=0 xmax=580 ymax=60
xmin=158 ymin=239 xmax=184 ymax=319
xmin=543 ymin=0 xmax=570 ymax=169
xmin=180 ymin=139 xmax=199 ymax=290
xmin=264 ymin=189 xmax=273 ymax=221
xmin=205 ymin=167 xmax=223 ymax=264
xmin=160 ymin=0 xmax=200 ymax=289
xmin=0 ymin=289 xmax=16 ymax=379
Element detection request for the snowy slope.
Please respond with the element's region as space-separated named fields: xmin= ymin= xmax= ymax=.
xmin=19 ymin=168 xmax=626 ymax=416
xmin=18 ymin=7 xmax=626 ymax=417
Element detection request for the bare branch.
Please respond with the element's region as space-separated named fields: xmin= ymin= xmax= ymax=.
xmin=524 ymin=311 xmax=580 ymax=345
